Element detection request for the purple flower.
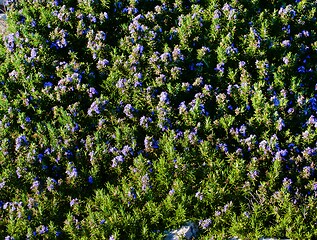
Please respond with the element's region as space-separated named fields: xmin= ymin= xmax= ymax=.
xmin=144 ymin=136 xmax=158 ymax=151
xmin=172 ymin=46 xmax=184 ymax=60
xmin=199 ymin=219 xmax=212 ymax=229
xmin=109 ymin=235 xmax=115 ymax=240
xmin=70 ymin=198 xmax=78 ymax=207
xmin=213 ymin=9 xmax=221 ymax=19
xmin=283 ymin=177 xmax=292 ymax=191
xmin=159 ymin=91 xmax=169 ymax=104
xmin=141 ymin=174 xmax=150 ymax=191
xmin=239 ymin=124 xmax=247 ymax=137
xmin=195 ymin=191 xmax=203 ymax=200
xmin=4 ymin=33 xmax=15 ymax=52
xmin=88 ymin=101 xmax=100 ymax=116
xmin=188 ymin=130 xmax=197 ymax=145
xmin=282 ymin=40 xmax=291 ymax=47
xmin=15 ymin=135 xmax=29 ymax=151
xmin=88 ymin=14 xmax=97 ymax=23
xmin=30 ymin=48 xmax=37 ymax=59
xmin=283 ymin=57 xmax=289 ymax=65
xmin=288 ymin=108 xmax=294 ymax=114
xmin=123 ymin=104 xmax=135 ymax=118
xmin=16 ymin=167 xmax=22 ymax=178
xmin=214 ymin=62 xmax=224 ymax=73
xmin=111 ymin=155 xmax=124 ymax=167
xmin=140 ymin=116 xmax=152 ymax=128
xmin=277 ymin=117 xmax=285 ymax=131
xmin=222 ymin=3 xmax=231 ymax=11
xmin=144 ymin=136 xmax=152 ymax=151
xmin=249 ymin=170 xmax=259 ymax=179
xmin=302 ymin=166 xmax=312 ymax=178
xmin=116 ymin=78 xmax=126 ymax=89
xmin=271 ymin=96 xmax=280 ymax=106
xmin=307 ymin=115 xmax=317 ymax=126
xmin=121 ymin=145 xmax=132 ymax=156
xmin=302 ymin=30 xmax=310 ymax=37
xmin=169 ymin=189 xmax=175 ymax=196
xmin=215 ymin=210 xmax=222 ymax=216
xmin=160 ymin=52 xmax=171 ymax=62
xmin=223 ymin=202 xmax=232 ymax=213
xmin=66 ymin=163 xmax=78 ymax=178
xmin=38 ymin=225 xmax=48 ymax=234
xmin=30 ymin=180 xmax=40 ymax=190
xmin=0 ymin=181 xmax=6 ymax=189
xmin=133 ymin=44 xmax=144 ymax=55
xmin=43 ymin=81 xmax=53 ymax=88
xmin=44 ymin=148 xmax=51 ymax=155
xmin=217 ymin=143 xmax=228 ymax=153
xmin=97 ymin=59 xmax=109 ymax=69
xmin=88 ymin=87 xmax=98 ymax=98
xmin=47 ymin=177 xmax=57 ymax=192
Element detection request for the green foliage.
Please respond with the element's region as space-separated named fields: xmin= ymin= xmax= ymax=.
xmin=0 ymin=0 xmax=317 ymax=239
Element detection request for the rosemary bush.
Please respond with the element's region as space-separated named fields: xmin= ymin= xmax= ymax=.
xmin=0 ymin=0 xmax=317 ymax=239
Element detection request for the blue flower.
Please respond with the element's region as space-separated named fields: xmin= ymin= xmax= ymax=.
xmin=282 ymin=40 xmax=291 ymax=47
xmin=159 ymin=92 xmax=169 ymax=104
xmin=109 ymin=235 xmax=115 ymax=240
xmin=38 ymin=225 xmax=48 ymax=234
xmin=123 ymin=104 xmax=135 ymax=118
xmin=297 ymin=66 xmax=305 ymax=73
xmin=15 ymin=135 xmax=29 ymax=151
xmin=271 ymin=95 xmax=280 ymax=106
xmin=70 ymin=198 xmax=78 ymax=207
xmin=111 ymin=155 xmax=124 ymax=168
xmin=214 ymin=62 xmax=225 ymax=72
xmin=30 ymin=180 xmax=40 ymax=190
xmin=30 ymin=48 xmax=37 ymax=59
xmin=66 ymin=163 xmax=78 ymax=178
xmin=195 ymin=191 xmax=203 ymax=200
xmin=88 ymin=87 xmax=98 ymax=98
xmin=277 ymin=117 xmax=285 ymax=131
xmin=88 ymin=101 xmax=100 ymax=116
xmin=97 ymin=59 xmax=109 ymax=69
xmin=199 ymin=219 xmax=212 ymax=229
xmin=283 ymin=178 xmax=292 ymax=191
xmin=141 ymin=174 xmax=150 ymax=191
xmin=169 ymin=189 xmax=175 ymax=196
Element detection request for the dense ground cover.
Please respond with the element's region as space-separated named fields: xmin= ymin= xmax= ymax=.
xmin=0 ymin=0 xmax=317 ymax=239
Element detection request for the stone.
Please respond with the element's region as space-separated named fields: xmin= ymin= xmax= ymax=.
xmin=259 ymin=238 xmax=290 ymax=240
xmin=164 ymin=222 xmax=198 ymax=240
xmin=0 ymin=14 xmax=6 ymax=20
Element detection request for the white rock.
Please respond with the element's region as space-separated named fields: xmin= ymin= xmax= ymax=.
xmin=0 ymin=14 xmax=6 ymax=20
xmin=165 ymin=222 xmax=198 ymax=240
xmin=259 ymin=238 xmax=290 ymax=240
xmin=230 ymin=237 xmax=290 ymax=240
